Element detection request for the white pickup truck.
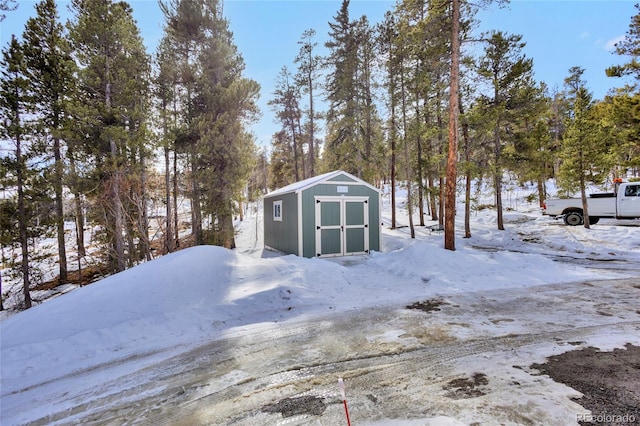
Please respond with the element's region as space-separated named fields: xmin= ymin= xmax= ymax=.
xmin=543 ymin=181 xmax=640 ymax=225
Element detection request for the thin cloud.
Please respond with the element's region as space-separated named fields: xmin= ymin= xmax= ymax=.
xmin=605 ymin=35 xmax=625 ymax=51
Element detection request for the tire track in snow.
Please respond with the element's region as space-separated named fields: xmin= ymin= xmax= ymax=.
xmin=22 ymin=279 xmax=640 ymax=425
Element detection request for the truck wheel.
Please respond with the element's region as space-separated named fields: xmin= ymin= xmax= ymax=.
xmin=564 ymin=211 xmax=583 ymax=226
xmin=588 ymin=217 xmax=600 ymax=225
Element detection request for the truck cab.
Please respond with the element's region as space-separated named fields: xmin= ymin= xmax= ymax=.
xmin=620 ymin=183 xmax=640 ymax=217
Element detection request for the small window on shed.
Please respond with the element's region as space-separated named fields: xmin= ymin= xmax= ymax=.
xmin=273 ymin=200 xmax=283 ymax=221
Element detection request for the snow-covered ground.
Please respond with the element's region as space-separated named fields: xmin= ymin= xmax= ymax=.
xmin=1 ymin=180 xmax=639 ymax=425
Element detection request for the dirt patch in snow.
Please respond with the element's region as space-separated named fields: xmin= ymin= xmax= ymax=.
xmin=532 ymin=344 xmax=640 ymax=425
xmin=261 ymin=395 xmax=328 ymax=418
xmin=405 ymin=298 xmax=447 ymax=312
xmin=443 ymin=372 xmax=489 ymax=400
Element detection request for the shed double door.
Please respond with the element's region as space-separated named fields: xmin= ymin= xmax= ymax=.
xmin=315 ymin=196 xmax=369 ymax=257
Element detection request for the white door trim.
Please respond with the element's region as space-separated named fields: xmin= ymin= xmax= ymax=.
xmin=314 ymin=196 xmax=369 ymax=257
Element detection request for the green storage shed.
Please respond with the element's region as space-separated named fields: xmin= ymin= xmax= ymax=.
xmin=263 ymin=170 xmax=381 ymax=258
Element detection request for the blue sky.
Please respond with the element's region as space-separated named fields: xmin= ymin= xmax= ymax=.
xmin=1 ymin=0 xmax=636 ymax=148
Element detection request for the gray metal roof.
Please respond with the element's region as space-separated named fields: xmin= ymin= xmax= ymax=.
xmin=264 ymin=170 xmax=379 ymax=198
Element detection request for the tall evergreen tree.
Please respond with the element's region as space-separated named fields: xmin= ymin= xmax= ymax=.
xmin=269 ymin=66 xmax=303 ymax=181
xmin=377 ymin=12 xmax=400 ymax=229
xmin=159 ymin=0 xmax=209 ymax=245
xmin=325 ymin=0 xmax=359 ymax=174
xmin=1 ymin=37 xmax=33 ymax=308
xmin=444 ymin=0 xmax=461 ymax=249
xmin=597 ymin=89 xmax=640 ymax=176
xmin=154 ymin=37 xmax=180 ymax=254
xmin=324 ymin=0 xmax=361 ymax=175
xmin=22 ymin=0 xmax=76 ymax=284
xmin=507 ymin=82 xmax=554 ymax=207
xmin=159 ymin=0 xmax=259 ymax=249
xmin=443 ymin=0 xmax=507 ymax=250
xmin=325 ymin=1 xmax=383 ymax=181
xmin=268 ymin=130 xmax=296 ymax=189
xmin=295 ymin=29 xmax=322 ymax=178
xmin=476 ymin=31 xmax=534 ymax=231
xmin=195 ymin=0 xmax=259 ymax=248
xmin=353 ymin=16 xmax=384 ymax=183
xmin=69 ymin=0 xmax=151 ymax=272
xmin=559 ymin=67 xmax=608 ymax=229
xmin=393 ymin=10 xmax=416 ymax=238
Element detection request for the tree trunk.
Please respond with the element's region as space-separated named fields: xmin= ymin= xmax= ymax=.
xmin=459 ymin=91 xmax=471 ymax=239
xmin=173 ymin=150 xmax=179 ymax=248
xmin=190 ymin=146 xmax=203 ymax=245
xmin=110 ymin=142 xmax=126 ymax=272
xmin=106 ymin=56 xmax=126 ymax=272
xmin=400 ymin=64 xmax=415 ymax=238
xmin=290 ymin=116 xmax=300 ymax=181
xmin=444 ymin=0 xmax=460 ymax=251
xmin=0 ymin=270 xmax=4 ymax=311
xmin=140 ymin=149 xmax=152 ymax=261
xmin=493 ymin=119 xmax=505 ymax=230
xmin=68 ymin=150 xmax=86 ymax=257
xmin=164 ymin=145 xmax=174 ymax=253
xmin=439 ymin=177 xmax=445 ymax=226
xmin=296 ymin=115 xmax=306 ymax=179
xmin=390 ymin=76 xmax=397 ymax=230
xmin=53 ymin=135 xmax=67 ymax=283
xmin=580 ymin=152 xmax=590 ymax=229
xmin=222 ymin=207 xmax=236 ymax=249
xmin=17 ymin=131 xmax=32 ymax=309
xmin=428 ymin=175 xmax=438 ymax=221
xmin=495 ymin=172 xmax=505 ymax=231
xmin=537 ymin=176 xmax=546 ymax=209
xmin=416 ymin=102 xmax=425 ymax=227
xmin=74 ymin=194 xmax=85 ymax=257
xmin=464 ymin=172 xmax=472 ymax=238
xmin=308 ymin=66 xmax=315 ymax=177
xmin=391 ymin=132 xmax=397 ymax=230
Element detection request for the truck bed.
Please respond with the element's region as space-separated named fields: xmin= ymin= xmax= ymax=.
xmin=543 ymin=197 xmax=617 ymax=217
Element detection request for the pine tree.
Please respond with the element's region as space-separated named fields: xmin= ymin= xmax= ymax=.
xmin=295 ymin=29 xmax=322 ymax=178
xmin=603 ymin=3 xmax=640 ymax=177
xmin=505 ymin=81 xmax=553 ymax=206
xmin=154 ymin=38 xmax=179 ymax=253
xmin=269 ymin=66 xmax=303 ymax=181
xmin=559 ymin=67 xmax=608 ymax=229
xmin=195 ymin=2 xmax=259 ymax=248
xmin=597 ymin=89 xmax=640 ymax=176
xmin=606 ymin=3 xmax=640 ymax=83
xmin=0 ymin=37 xmax=33 ymax=308
xmin=377 ymin=12 xmax=399 ymax=229
xmin=268 ymin=131 xmax=295 ymax=189
xmin=324 ymin=1 xmax=384 ymax=182
xmin=159 ymin=0 xmax=209 ymax=245
xmin=69 ymin=0 xmax=151 ymax=272
xmin=0 ymin=0 xmax=17 ymax=21
xmin=159 ymin=0 xmax=259 ymax=249
xmin=476 ymin=31 xmax=534 ymax=231
xmin=442 ymin=0 xmax=507 ymax=250
xmin=22 ymin=0 xmax=76 ymax=284
xmin=324 ymin=0 xmax=361 ymax=175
